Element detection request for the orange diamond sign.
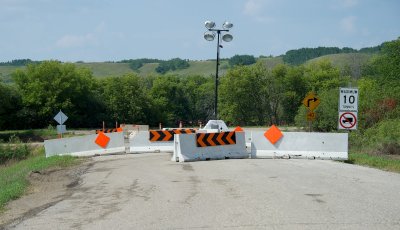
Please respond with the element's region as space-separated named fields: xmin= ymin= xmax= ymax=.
xmin=264 ymin=125 xmax=283 ymax=144
xmin=95 ymin=132 xmax=110 ymax=148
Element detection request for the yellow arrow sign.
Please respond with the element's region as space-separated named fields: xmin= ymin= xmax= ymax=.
xmin=302 ymin=92 xmax=320 ymax=111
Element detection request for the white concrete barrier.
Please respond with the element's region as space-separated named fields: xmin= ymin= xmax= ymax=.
xmin=129 ymin=131 xmax=173 ymax=153
xmin=251 ymin=131 xmax=348 ymax=160
xmin=44 ymin=132 xmax=125 ymax=157
xmin=172 ymin=132 xmax=248 ymax=162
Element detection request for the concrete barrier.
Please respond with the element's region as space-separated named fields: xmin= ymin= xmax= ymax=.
xmin=250 ymin=131 xmax=348 ymax=160
xmin=44 ymin=132 xmax=125 ymax=157
xmin=129 ymin=131 xmax=174 ymax=153
xmin=172 ymin=132 xmax=248 ymax=162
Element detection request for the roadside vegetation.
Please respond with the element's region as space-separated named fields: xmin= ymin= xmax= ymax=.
xmin=347 ymin=152 xmax=400 ymax=172
xmin=0 ymin=141 xmax=79 ymax=212
xmin=0 ymin=128 xmax=81 ymax=210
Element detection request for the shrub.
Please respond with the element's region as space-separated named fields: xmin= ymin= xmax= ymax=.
xmin=352 ymin=119 xmax=400 ymax=155
xmin=0 ymin=136 xmax=31 ymax=164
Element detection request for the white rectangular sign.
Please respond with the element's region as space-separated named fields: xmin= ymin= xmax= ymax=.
xmin=339 ymin=88 xmax=358 ymax=112
xmin=57 ymin=125 xmax=67 ymax=134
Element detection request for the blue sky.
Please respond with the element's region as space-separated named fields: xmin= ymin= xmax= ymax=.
xmin=0 ymin=0 xmax=399 ymax=62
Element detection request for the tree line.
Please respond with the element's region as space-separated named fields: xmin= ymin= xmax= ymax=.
xmin=282 ymin=45 xmax=382 ymax=65
xmin=0 ymin=59 xmax=41 ymax=66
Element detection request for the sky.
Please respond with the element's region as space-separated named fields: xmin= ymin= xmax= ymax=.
xmin=0 ymin=0 xmax=399 ymax=62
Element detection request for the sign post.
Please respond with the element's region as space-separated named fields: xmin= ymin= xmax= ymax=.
xmin=54 ymin=110 xmax=68 ymax=138
xmin=302 ymin=92 xmax=320 ymax=132
xmin=338 ymin=88 xmax=358 ymax=130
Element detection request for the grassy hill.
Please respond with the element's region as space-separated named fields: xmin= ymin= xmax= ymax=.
xmin=0 ymin=66 xmax=25 ymax=82
xmin=306 ymin=53 xmax=373 ymax=67
xmin=0 ymin=53 xmax=374 ymax=81
xmin=306 ymin=53 xmax=373 ymax=78
xmin=259 ymin=56 xmax=284 ymax=69
xmin=74 ymin=62 xmax=135 ymax=77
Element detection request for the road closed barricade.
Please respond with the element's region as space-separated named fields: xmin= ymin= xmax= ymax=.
xmin=172 ymin=131 xmax=248 ymax=162
xmin=130 ymin=131 xmax=174 ymax=153
xmin=130 ymin=129 xmax=196 ymax=153
xmin=44 ymin=132 xmax=125 ymax=157
xmin=250 ymin=130 xmax=348 ymax=160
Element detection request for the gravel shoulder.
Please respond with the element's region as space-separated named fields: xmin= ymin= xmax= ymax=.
xmin=0 ymin=159 xmax=92 ymax=228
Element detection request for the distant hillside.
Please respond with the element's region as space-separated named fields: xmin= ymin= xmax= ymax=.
xmin=74 ymin=62 xmax=134 ymax=77
xmin=0 ymin=43 xmax=384 ymax=80
xmin=259 ymin=56 xmax=284 ymax=69
xmin=0 ymin=66 xmax=25 ymax=82
xmin=306 ymin=53 xmax=374 ymax=78
xmin=0 ymin=54 xmax=369 ymax=80
xmin=283 ymin=45 xmax=381 ymax=65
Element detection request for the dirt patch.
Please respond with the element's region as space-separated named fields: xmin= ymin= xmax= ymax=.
xmin=0 ymin=159 xmax=93 ymax=229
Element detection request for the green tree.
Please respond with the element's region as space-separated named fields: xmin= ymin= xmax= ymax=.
xmin=181 ymin=75 xmax=214 ymax=123
xmin=12 ymin=61 xmax=101 ymax=128
xmin=373 ymin=38 xmax=400 ymax=85
xmin=100 ymin=73 xmax=151 ymax=125
xmin=0 ymin=81 xmax=22 ymax=129
xmin=303 ymin=59 xmax=347 ymax=92
xmin=220 ymin=63 xmax=270 ymax=125
xmin=281 ymin=66 xmax=308 ymax=124
xmin=229 ymin=55 xmax=256 ymax=66
xmin=149 ymin=75 xmax=189 ymax=126
xmin=155 ymin=58 xmax=190 ymax=74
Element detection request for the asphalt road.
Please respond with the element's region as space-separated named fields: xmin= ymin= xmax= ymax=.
xmin=6 ymin=153 xmax=400 ymax=230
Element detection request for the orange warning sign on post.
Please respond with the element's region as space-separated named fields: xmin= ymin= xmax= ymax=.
xmin=264 ymin=125 xmax=283 ymax=144
xmin=95 ymin=132 xmax=110 ymax=148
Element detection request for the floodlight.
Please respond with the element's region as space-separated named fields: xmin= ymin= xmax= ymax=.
xmin=222 ymin=33 xmax=233 ymax=42
xmin=222 ymin=21 xmax=233 ymax=29
xmin=204 ymin=31 xmax=215 ymax=41
xmin=205 ymin=21 xmax=216 ymax=29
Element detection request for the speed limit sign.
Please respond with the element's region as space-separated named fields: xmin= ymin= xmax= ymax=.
xmin=339 ymin=88 xmax=358 ymax=112
xmin=338 ymin=87 xmax=358 ymax=130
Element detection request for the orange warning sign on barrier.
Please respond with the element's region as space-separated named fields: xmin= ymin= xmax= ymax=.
xmin=264 ymin=125 xmax=283 ymax=144
xmin=96 ymin=128 xmax=123 ymax=134
xmin=234 ymin=126 xmax=244 ymax=132
xmin=95 ymin=132 xmax=110 ymax=148
xmin=149 ymin=129 xmax=196 ymax=142
xmin=196 ymin=132 xmax=236 ymax=147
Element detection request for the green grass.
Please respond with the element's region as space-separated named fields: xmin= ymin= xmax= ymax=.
xmin=346 ymin=152 xmax=400 ymax=173
xmin=259 ymin=56 xmax=284 ymax=69
xmin=138 ymin=63 xmax=159 ymax=76
xmin=0 ymin=150 xmax=79 ymax=210
xmin=307 ymin=53 xmax=373 ymax=70
xmin=0 ymin=129 xmax=58 ymax=143
xmin=0 ymin=66 xmax=25 ymax=82
xmin=74 ymin=62 xmax=135 ymax=77
xmin=171 ymin=60 xmax=229 ymax=76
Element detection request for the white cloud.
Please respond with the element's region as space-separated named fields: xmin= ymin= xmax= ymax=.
xmin=243 ymin=0 xmax=264 ymax=16
xmin=340 ymin=16 xmax=357 ymax=33
xmin=243 ymin=0 xmax=275 ymax=23
xmin=341 ymin=0 xmax=358 ymax=8
xmin=56 ymin=33 xmax=95 ymax=48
